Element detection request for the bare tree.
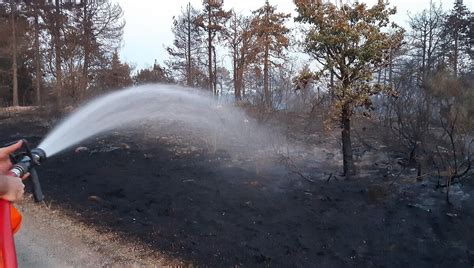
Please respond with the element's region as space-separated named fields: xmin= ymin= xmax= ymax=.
xmin=75 ymin=0 xmax=125 ymax=100
xmin=224 ymin=11 xmax=254 ymax=100
xmin=30 ymin=0 xmax=42 ymax=105
xmin=422 ymin=70 xmax=473 ymax=202
xmin=408 ymin=1 xmax=445 ymax=81
xmin=166 ymin=2 xmax=203 ymax=87
xmin=41 ymin=0 xmax=65 ymax=106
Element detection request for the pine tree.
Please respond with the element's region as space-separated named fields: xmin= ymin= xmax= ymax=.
xmin=442 ymin=0 xmax=471 ymax=76
xmin=195 ymin=0 xmax=231 ymax=95
xmin=224 ymin=11 xmax=254 ymax=100
xmin=251 ymin=0 xmax=290 ymax=108
xmin=94 ymin=51 xmax=133 ymax=91
xmin=134 ymin=61 xmax=173 ymax=85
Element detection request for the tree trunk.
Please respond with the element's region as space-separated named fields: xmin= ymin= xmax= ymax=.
xmin=453 ymin=31 xmax=458 ymax=77
xmin=10 ymin=0 xmax=19 ymax=107
xmin=233 ymin=52 xmax=239 ymax=99
xmin=427 ymin=22 xmax=433 ymax=73
xmin=213 ymin=46 xmax=217 ymax=95
xmin=330 ymin=71 xmax=335 ymax=101
xmin=341 ymin=105 xmax=355 ymax=177
xmin=263 ymin=3 xmax=270 ymax=108
xmin=388 ymin=48 xmax=393 ymax=88
xmin=242 ymin=71 xmax=246 ymax=97
xmin=53 ymin=0 xmax=63 ymax=106
xmin=421 ymin=30 xmax=427 ymax=79
xmin=236 ymin=75 xmax=241 ymax=100
xmin=186 ymin=3 xmax=192 ymax=86
xmin=33 ymin=1 xmax=42 ymax=106
xmin=80 ymin=0 xmax=90 ymax=101
xmin=263 ymin=44 xmax=270 ymax=107
xmin=207 ymin=8 xmax=213 ymax=93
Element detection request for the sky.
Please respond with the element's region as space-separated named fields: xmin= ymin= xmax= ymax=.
xmin=117 ymin=0 xmax=473 ymax=70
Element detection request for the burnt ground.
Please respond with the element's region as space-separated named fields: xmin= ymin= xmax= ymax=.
xmin=1 ymin=114 xmax=474 ymax=267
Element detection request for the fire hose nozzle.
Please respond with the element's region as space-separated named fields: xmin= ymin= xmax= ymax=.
xmin=31 ymin=148 xmax=47 ymax=165
xmin=8 ymin=142 xmax=46 ymax=202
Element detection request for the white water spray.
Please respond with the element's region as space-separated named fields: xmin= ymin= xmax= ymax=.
xmin=39 ymin=84 xmax=274 ymax=157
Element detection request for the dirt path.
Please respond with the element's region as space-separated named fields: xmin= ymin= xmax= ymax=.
xmin=15 ymin=199 xmax=176 ymax=267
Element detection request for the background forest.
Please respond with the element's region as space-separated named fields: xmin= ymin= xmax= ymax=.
xmin=0 ymin=0 xmax=473 ymax=186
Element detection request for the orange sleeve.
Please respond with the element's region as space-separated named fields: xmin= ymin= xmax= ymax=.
xmin=10 ymin=206 xmax=21 ymax=234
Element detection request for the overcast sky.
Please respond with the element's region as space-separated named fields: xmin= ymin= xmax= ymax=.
xmin=117 ymin=0 xmax=472 ymax=70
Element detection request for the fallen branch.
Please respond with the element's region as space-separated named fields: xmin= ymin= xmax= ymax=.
xmin=292 ymin=168 xmax=317 ymax=183
xmin=279 ymin=155 xmax=317 ymax=183
xmin=326 ymin=173 xmax=338 ymax=182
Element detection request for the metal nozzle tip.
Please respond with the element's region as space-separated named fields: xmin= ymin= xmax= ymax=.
xmin=31 ymin=148 xmax=47 ymax=163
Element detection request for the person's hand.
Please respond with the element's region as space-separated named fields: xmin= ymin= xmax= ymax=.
xmin=0 ymin=140 xmax=22 ymax=174
xmin=0 ymin=175 xmax=25 ymax=202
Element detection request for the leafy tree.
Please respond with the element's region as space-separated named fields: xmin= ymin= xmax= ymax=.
xmin=294 ymin=0 xmax=404 ymax=177
xmin=251 ymin=0 xmax=290 ymax=108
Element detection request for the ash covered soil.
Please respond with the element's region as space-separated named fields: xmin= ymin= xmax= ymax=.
xmin=1 ymin=114 xmax=474 ymax=267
